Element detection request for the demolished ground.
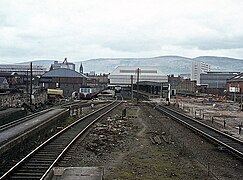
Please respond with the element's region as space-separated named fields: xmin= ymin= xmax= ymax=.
xmin=58 ymin=100 xmax=243 ymax=179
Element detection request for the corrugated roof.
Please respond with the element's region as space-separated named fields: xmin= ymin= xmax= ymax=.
xmin=110 ymin=66 xmax=165 ymax=76
xmin=227 ymin=72 xmax=243 ymax=82
xmin=42 ymin=68 xmax=87 ymax=78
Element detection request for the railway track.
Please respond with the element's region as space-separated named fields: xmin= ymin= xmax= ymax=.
xmin=150 ymin=103 xmax=243 ymax=159
xmin=0 ymin=100 xmax=95 ymax=132
xmin=0 ymin=99 xmax=122 ymax=179
xmin=0 ymin=108 xmax=54 ymax=132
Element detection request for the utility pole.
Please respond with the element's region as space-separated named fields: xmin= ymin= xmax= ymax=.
xmin=30 ymin=62 xmax=33 ymax=107
xmin=131 ymin=75 xmax=133 ymax=101
xmin=136 ymin=68 xmax=140 ymax=103
xmin=168 ymin=83 xmax=171 ymax=102
xmin=160 ymin=82 xmax=163 ymax=98
xmin=26 ymin=70 xmax=29 ymax=94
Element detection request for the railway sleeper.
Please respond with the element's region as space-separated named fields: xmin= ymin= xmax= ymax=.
xmin=32 ymin=154 xmax=57 ymax=157
xmin=10 ymin=174 xmax=42 ymax=179
xmin=49 ymin=141 xmax=71 ymax=144
xmin=17 ymin=168 xmax=46 ymax=173
xmin=12 ymin=172 xmax=44 ymax=176
xmin=23 ymin=162 xmax=51 ymax=166
xmin=20 ymin=165 xmax=48 ymax=170
xmin=30 ymin=157 xmax=56 ymax=161
xmin=28 ymin=160 xmax=54 ymax=163
xmin=39 ymin=149 xmax=64 ymax=153
xmin=35 ymin=152 xmax=61 ymax=155
xmin=42 ymin=145 xmax=66 ymax=148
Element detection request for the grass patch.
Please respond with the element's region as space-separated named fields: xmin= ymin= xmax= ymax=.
xmin=60 ymin=116 xmax=76 ymax=127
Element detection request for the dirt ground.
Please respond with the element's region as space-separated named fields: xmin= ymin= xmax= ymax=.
xmin=169 ymin=96 xmax=243 ymax=141
xmin=58 ymin=100 xmax=243 ymax=180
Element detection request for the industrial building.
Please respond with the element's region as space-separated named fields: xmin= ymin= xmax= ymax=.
xmin=50 ymin=58 xmax=75 ymax=71
xmin=191 ymin=61 xmax=210 ymax=84
xmin=0 ymin=64 xmax=47 ymax=76
xmin=200 ymin=72 xmax=239 ymax=89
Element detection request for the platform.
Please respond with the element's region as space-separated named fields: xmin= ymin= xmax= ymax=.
xmin=50 ymin=167 xmax=104 ymax=180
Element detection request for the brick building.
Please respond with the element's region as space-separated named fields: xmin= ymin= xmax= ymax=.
xmin=39 ymin=68 xmax=87 ymax=97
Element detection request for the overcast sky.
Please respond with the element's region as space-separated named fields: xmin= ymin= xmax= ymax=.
xmin=1 ymin=0 xmax=243 ymax=63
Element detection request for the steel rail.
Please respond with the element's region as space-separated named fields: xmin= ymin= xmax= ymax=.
xmin=0 ymin=108 xmax=54 ymax=132
xmin=149 ymin=103 xmax=243 ymax=158
xmin=40 ymin=100 xmax=122 ymax=180
xmin=0 ymin=100 xmax=93 ymax=132
xmin=0 ymin=99 xmax=122 ymax=179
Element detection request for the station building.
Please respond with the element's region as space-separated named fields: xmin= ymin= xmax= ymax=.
xmin=39 ymin=68 xmax=87 ymax=97
xmin=108 ymin=66 xmax=168 ymax=85
xmin=108 ymin=66 xmax=168 ymax=96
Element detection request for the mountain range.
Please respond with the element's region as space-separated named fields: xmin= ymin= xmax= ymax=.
xmin=20 ymin=56 xmax=243 ymax=75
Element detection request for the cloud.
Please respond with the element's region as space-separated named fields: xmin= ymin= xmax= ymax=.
xmin=1 ymin=0 xmax=243 ymax=63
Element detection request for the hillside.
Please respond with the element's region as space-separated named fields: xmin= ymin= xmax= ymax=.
xmin=19 ymin=56 xmax=243 ymax=75
xmin=193 ymin=56 xmax=243 ymax=72
xmin=77 ymin=56 xmax=191 ymax=75
xmin=79 ymin=56 xmax=243 ymax=74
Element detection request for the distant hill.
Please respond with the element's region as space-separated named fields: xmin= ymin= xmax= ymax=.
xmin=193 ymin=56 xmax=243 ymax=72
xmin=18 ymin=56 xmax=243 ymax=75
xmin=78 ymin=56 xmax=243 ymax=75
xmin=17 ymin=60 xmax=55 ymax=71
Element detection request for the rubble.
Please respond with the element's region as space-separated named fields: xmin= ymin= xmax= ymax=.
xmin=85 ymin=116 xmax=133 ymax=155
xmin=60 ymin=102 xmax=243 ymax=179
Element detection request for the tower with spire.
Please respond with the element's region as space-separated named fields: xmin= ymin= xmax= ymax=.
xmin=79 ymin=62 xmax=83 ymax=74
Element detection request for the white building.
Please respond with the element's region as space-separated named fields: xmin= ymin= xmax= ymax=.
xmin=108 ymin=66 xmax=168 ymax=86
xmin=191 ymin=61 xmax=210 ymax=84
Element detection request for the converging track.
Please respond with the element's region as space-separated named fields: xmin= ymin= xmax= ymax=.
xmin=150 ymin=103 xmax=243 ymax=159
xmin=0 ymin=100 xmax=122 ymax=180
